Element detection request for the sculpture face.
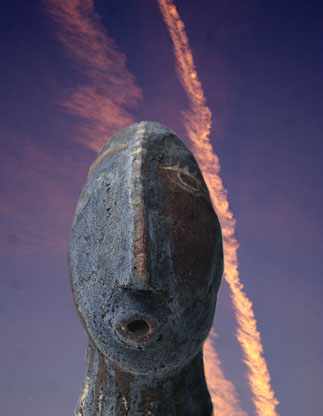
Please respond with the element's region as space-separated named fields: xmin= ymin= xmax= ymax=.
xmin=69 ymin=122 xmax=223 ymax=376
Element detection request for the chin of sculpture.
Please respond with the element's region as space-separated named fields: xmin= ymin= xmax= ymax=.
xmin=69 ymin=121 xmax=223 ymax=415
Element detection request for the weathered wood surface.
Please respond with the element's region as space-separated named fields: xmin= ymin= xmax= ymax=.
xmin=69 ymin=121 xmax=223 ymax=415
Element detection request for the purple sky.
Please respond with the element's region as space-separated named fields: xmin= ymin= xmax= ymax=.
xmin=0 ymin=0 xmax=322 ymax=415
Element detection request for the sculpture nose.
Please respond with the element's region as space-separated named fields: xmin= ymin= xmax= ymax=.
xmin=116 ymin=315 xmax=158 ymax=345
xmin=118 ymin=202 xmax=151 ymax=289
xmin=132 ymin=201 xmax=150 ymax=287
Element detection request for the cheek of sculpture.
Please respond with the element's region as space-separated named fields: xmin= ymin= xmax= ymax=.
xmin=143 ymin=161 xmax=223 ymax=356
xmin=69 ymin=153 xmax=132 ymax=344
xmin=158 ymin=166 xmax=220 ymax=293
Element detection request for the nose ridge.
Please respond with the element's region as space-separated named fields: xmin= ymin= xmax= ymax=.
xmin=117 ymin=203 xmax=151 ymax=290
xmin=114 ymin=203 xmax=151 ymax=289
xmin=131 ymin=203 xmax=150 ymax=288
xmin=120 ymin=126 xmax=151 ymax=290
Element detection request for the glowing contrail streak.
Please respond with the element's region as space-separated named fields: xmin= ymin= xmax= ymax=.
xmin=204 ymin=331 xmax=247 ymax=415
xmin=42 ymin=0 xmax=142 ymax=152
xmin=157 ymin=1 xmax=279 ymax=415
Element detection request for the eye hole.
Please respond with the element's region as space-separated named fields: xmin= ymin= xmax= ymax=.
xmin=160 ymin=163 xmax=207 ymax=196
xmin=178 ymin=171 xmax=202 ymax=193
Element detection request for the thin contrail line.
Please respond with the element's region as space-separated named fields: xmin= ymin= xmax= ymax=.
xmin=204 ymin=330 xmax=247 ymax=415
xmin=157 ymin=1 xmax=279 ymax=415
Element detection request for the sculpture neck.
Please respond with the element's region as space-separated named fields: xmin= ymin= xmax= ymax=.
xmin=75 ymin=342 xmax=213 ymax=416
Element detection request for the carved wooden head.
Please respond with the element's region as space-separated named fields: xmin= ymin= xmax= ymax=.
xmin=69 ymin=122 xmax=223 ymax=376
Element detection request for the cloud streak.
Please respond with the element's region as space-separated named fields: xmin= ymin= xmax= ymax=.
xmin=42 ymin=0 xmax=142 ymax=152
xmin=157 ymin=1 xmax=279 ymax=414
xmin=204 ymin=331 xmax=247 ymax=415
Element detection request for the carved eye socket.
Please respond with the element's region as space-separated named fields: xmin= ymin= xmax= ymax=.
xmin=177 ymin=170 xmax=204 ymax=193
xmin=160 ymin=163 xmax=207 ymax=196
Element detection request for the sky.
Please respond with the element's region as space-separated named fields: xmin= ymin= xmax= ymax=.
xmin=0 ymin=0 xmax=322 ymax=415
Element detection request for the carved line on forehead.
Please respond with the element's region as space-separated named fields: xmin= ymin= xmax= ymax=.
xmin=87 ymin=145 xmax=128 ymax=179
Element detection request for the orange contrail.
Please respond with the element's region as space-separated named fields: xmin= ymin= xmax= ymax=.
xmin=42 ymin=0 xmax=142 ymax=152
xmin=204 ymin=331 xmax=247 ymax=415
xmin=157 ymin=1 xmax=279 ymax=415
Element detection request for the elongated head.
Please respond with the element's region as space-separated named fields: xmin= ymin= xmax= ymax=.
xmin=69 ymin=121 xmax=223 ymax=376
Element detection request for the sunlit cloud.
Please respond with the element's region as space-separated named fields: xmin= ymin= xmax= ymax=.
xmin=42 ymin=0 xmax=142 ymax=152
xmin=157 ymin=1 xmax=279 ymax=414
xmin=204 ymin=330 xmax=247 ymax=415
